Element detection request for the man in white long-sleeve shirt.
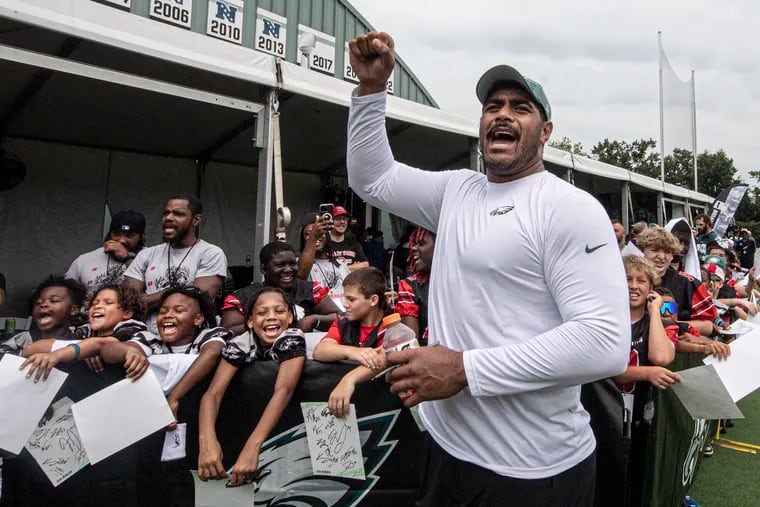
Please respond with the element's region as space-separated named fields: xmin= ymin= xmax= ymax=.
xmin=345 ymin=32 xmax=630 ymax=506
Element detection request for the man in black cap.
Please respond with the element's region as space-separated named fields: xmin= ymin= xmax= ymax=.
xmin=65 ymin=210 xmax=146 ymax=294
xmin=344 ymin=32 xmax=629 ymax=506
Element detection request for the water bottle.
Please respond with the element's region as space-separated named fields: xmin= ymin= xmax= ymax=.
xmin=382 ymin=313 xmax=419 ymax=400
xmin=3 ymin=318 xmax=15 ymax=335
xmin=381 ymin=313 xmax=426 ymax=431
xmin=682 ymin=496 xmax=700 ymax=507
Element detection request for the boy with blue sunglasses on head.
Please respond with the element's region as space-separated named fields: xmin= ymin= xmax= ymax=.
xmin=659 ymin=281 xmax=731 ymax=360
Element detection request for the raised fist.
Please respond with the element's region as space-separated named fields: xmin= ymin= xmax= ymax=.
xmin=348 ymin=32 xmax=395 ymax=95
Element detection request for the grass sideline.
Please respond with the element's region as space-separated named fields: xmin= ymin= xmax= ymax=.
xmin=688 ymin=390 xmax=760 ymax=506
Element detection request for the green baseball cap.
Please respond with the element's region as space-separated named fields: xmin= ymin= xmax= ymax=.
xmin=476 ymin=65 xmax=552 ymax=121
xmin=703 ymin=254 xmax=726 ymax=271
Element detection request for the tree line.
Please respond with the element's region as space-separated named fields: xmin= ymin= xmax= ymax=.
xmin=548 ymin=137 xmax=760 ymax=224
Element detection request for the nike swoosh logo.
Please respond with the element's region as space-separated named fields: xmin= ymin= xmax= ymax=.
xmin=585 ymin=243 xmax=607 ymax=254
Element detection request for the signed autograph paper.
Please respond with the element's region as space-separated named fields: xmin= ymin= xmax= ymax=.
xmin=25 ymin=397 xmax=89 ymax=486
xmin=300 ymin=402 xmax=365 ymax=479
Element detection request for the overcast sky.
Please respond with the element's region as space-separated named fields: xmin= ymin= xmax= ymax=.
xmin=350 ymin=0 xmax=759 ymax=184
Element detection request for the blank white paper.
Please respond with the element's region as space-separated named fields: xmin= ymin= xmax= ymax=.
xmin=704 ymin=327 xmax=760 ymax=402
xmin=71 ymin=368 xmax=174 ymax=464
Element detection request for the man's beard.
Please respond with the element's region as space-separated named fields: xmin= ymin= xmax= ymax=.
xmin=481 ymin=124 xmax=543 ymax=177
xmin=163 ymin=228 xmax=189 ymax=243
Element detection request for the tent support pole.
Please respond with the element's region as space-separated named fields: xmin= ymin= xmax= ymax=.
xmin=254 ymin=90 xmax=276 ymax=258
xmin=622 ymin=182 xmax=630 ymax=231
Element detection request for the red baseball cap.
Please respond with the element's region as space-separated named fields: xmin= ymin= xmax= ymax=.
xmin=703 ymin=263 xmax=725 ymax=282
xmin=333 ymin=206 xmax=351 ymax=218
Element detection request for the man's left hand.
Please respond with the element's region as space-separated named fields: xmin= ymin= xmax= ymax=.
xmin=386 ymin=346 xmax=467 ymax=407
xmin=103 ymin=240 xmax=129 ymax=261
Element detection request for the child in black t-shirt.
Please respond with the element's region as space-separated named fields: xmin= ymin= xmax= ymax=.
xmin=0 ymin=276 xmax=85 ymax=359
xmin=617 ymin=255 xmax=681 ymax=507
xmin=20 ymin=284 xmax=147 ymax=381
xmin=101 ymin=286 xmax=231 ymax=423
xmin=197 ymin=287 xmax=306 ymax=485
xmin=617 ymin=256 xmax=680 ymax=398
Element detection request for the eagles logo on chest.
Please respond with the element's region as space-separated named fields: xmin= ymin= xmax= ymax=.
xmin=489 ymin=205 xmax=514 ymax=216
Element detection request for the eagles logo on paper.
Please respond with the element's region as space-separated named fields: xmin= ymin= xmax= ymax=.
xmin=253 ymin=410 xmax=400 ymax=506
xmin=489 ymin=205 xmax=514 ymax=216
xmin=255 ymin=8 xmax=287 ymax=57
xmin=206 ymin=0 xmax=244 ymax=45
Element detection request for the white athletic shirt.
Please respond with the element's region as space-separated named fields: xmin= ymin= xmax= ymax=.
xmin=347 ymin=90 xmax=630 ymax=479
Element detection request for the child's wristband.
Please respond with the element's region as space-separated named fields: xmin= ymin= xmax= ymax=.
xmin=314 ymin=315 xmax=321 ymax=329
xmin=67 ymin=343 xmax=81 ymax=361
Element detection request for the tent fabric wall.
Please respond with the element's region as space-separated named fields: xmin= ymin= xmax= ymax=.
xmin=0 ymin=138 xmax=110 ymax=314
xmin=0 ymin=138 xmax=263 ymax=315
xmin=106 ymin=151 xmax=197 ymax=243
xmin=200 ymin=161 xmax=258 ymax=268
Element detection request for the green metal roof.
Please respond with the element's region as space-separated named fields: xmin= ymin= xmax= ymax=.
xmin=123 ymin=0 xmax=439 ymax=107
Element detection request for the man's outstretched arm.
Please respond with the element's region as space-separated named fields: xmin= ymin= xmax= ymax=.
xmin=347 ymin=32 xmax=461 ymax=233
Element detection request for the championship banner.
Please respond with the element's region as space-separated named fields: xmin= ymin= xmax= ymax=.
xmin=206 ymin=0 xmax=244 ymax=45
xmin=643 ymin=352 xmax=710 ymax=507
xmin=709 ymin=184 xmax=749 ymax=238
xmin=150 ymin=0 xmax=192 ymax=29
xmin=296 ymin=25 xmax=336 ymax=76
xmin=255 ymin=8 xmax=287 ymax=58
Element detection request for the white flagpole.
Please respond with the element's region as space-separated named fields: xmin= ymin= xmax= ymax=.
xmin=658 ymin=31 xmax=666 ymax=184
xmin=691 ymin=69 xmax=698 ymax=192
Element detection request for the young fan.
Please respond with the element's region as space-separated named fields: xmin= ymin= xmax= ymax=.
xmin=220 ymin=241 xmax=339 ymax=335
xmin=394 ymin=227 xmax=435 ymax=344
xmin=20 ymin=284 xmax=146 ymax=382
xmin=298 ymin=213 xmax=351 ymax=311
xmin=616 ymin=255 xmax=680 ymax=507
xmin=101 ymin=286 xmax=231 ymax=420
xmin=0 ymin=276 xmax=85 ymax=359
xmin=665 ymin=281 xmax=731 ymax=361
xmin=198 ymin=287 xmax=306 ymax=485
xmin=312 ymin=267 xmax=388 ymax=418
xmin=77 ymin=284 xmax=147 ymax=338
xmin=637 ymin=227 xmax=717 ymax=337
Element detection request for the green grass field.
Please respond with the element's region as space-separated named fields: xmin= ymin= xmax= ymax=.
xmin=688 ymin=390 xmax=760 ymax=506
